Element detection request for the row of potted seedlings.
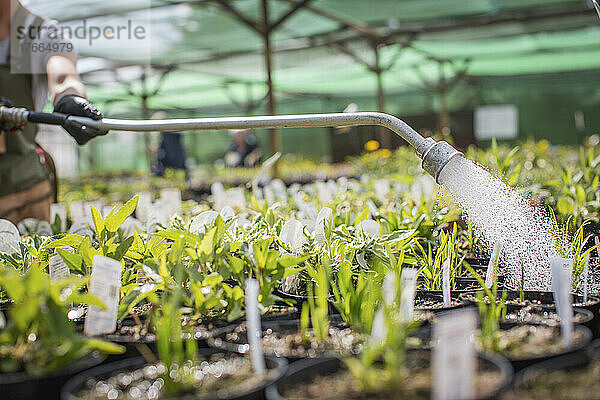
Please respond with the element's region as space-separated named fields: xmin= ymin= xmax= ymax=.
xmin=0 ymin=184 xmax=598 ymax=400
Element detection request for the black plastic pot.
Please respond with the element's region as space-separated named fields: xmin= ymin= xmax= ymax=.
xmin=464 ymin=256 xmax=491 ymax=267
xmin=461 ymin=290 xmax=600 ymax=336
xmin=507 ymin=324 xmax=592 ymax=372
xmin=208 ymin=318 xmax=356 ymax=362
xmin=61 ymin=348 xmax=288 ymax=400
xmin=265 ymin=351 xmax=513 ymax=400
xmin=0 ymin=352 xmax=105 ymax=400
xmin=501 ymin=307 xmax=594 ymax=331
xmin=414 ymin=291 xmax=471 ymax=313
xmin=508 ymin=339 xmax=600 ymax=397
xmin=273 ymin=288 xmax=339 ymax=316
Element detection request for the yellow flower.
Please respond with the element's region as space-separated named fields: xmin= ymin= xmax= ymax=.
xmin=364 ymin=140 xmax=380 ymax=152
xmin=379 ymin=149 xmax=392 ymax=158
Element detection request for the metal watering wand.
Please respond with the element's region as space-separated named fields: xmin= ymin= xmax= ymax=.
xmin=0 ymin=106 xmax=462 ymax=182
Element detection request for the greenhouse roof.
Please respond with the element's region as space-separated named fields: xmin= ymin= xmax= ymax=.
xmin=23 ymin=0 xmax=600 ymax=114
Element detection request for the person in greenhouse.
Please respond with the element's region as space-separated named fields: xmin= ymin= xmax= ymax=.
xmin=224 ymin=128 xmax=261 ymax=168
xmin=151 ymin=111 xmax=188 ymax=178
xmin=0 ymin=0 xmax=106 ymax=224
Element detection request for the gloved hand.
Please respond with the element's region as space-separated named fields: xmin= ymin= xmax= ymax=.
xmin=54 ymin=94 xmax=108 ymax=145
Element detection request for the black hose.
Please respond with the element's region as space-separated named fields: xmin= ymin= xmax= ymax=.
xmin=27 ymin=111 xmax=68 ymax=126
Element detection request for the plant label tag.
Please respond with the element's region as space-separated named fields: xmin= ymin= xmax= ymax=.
xmin=550 ymin=256 xmax=573 ymax=347
xmin=160 ymin=188 xmax=182 ymax=218
xmin=135 ymin=192 xmax=153 ymax=224
xmin=84 ymin=201 xmax=105 ymax=217
xmin=263 ymin=185 xmax=275 ymax=206
xmin=433 ymin=309 xmax=476 ymax=400
xmin=279 ymin=220 xmax=305 ymax=252
xmin=370 ymin=307 xmax=387 ymax=343
xmin=356 ymin=220 xmax=380 ymax=239
xmin=485 ymin=241 xmax=503 ymax=288
xmin=245 ymin=278 xmax=265 ymax=374
xmin=84 ymin=255 xmax=122 ymax=336
xmin=373 ymin=180 xmax=390 ymax=201
xmin=314 ymin=207 xmax=333 ymax=247
xmin=50 ymin=203 xmax=67 ymax=232
xmin=189 ymin=210 xmax=219 ymax=235
xmin=69 ymin=201 xmax=85 ymax=222
xmin=583 ymin=252 xmax=591 ymax=303
xmin=366 ymin=200 xmax=379 ymax=218
xmin=442 ymin=258 xmax=451 ymax=307
xmin=49 ymin=247 xmax=72 ymax=282
xmin=382 ymin=272 xmax=396 ymax=306
xmin=400 ymin=268 xmax=418 ymax=321
xmin=0 ymin=219 xmax=21 ymax=255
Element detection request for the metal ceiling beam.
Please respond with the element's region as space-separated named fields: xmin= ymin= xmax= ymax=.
xmin=269 ymin=0 xmax=313 ymax=33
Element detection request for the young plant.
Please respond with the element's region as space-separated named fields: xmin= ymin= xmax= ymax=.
xmin=300 ymin=260 xmax=330 ymax=342
xmin=343 ymin=267 xmax=420 ymax=394
xmin=414 ymin=224 xmax=464 ymax=290
xmin=463 ymin=260 xmax=507 ymax=353
xmin=0 ymin=264 xmax=124 ymax=376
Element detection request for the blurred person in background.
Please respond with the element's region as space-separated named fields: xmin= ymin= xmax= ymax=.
xmin=225 ymin=128 xmax=261 ymax=168
xmin=151 ymin=111 xmax=187 ymax=177
xmin=0 ymin=0 xmax=107 ymax=224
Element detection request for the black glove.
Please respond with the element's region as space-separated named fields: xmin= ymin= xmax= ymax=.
xmin=54 ymin=94 xmax=108 ymax=145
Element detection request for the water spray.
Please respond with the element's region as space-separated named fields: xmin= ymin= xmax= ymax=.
xmin=0 ymin=106 xmax=462 ymax=182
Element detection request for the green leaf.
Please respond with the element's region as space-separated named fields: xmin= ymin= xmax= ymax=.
xmin=85 ymin=338 xmax=126 ymax=354
xmin=105 ymin=196 xmax=139 ymax=232
xmin=91 ymin=206 xmax=105 ymax=239
xmin=45 ymin=234 xmax=83 ymax=248
xmin=557 ymin=197 xmax=574 ymax=216
xmin=576 ymin=185 xmax=586 ymax=205
xmin=111 ymin=236 xmax=135 ymax=261
xmin=354 ymin=207 xmax=369 ymax=227
xmin=57 ymin=248 xmax=83 ymax=273
xmin=277 ymin=254 xmax=309 ymax=269
xmin=228 ymin=256 xmax=245 ymax=275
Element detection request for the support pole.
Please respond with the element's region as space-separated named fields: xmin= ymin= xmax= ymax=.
xmin=373 ymin=43 xmax=391 ymax=148
xmin=140 ymin=69 xmax=153 ymax=172
xmin=262 ymin=0 xmax=280 ymax=175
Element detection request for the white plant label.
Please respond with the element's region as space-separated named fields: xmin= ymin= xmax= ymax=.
xmin=373 ymin=179 xmax=390 ymax=201
xmin=263 ymin=185 xmax=275 ymax=206
xmin=356 ymin=219 xmax=380 ymax=239
xmin=49 ymin=247 xmax=72 ymax=282
xmin=550 ymin=256 xmax=573 ymax=347
xmin=84 ymin=200 xmax=104 ymax=217
xmin=189 ymin=210 xmax=219 ymax=235
xmin=382 ymin=272 xmax=396 ymax=306
xmin=279 ymin=220 xmax=305 ymax=252
xmin=442 ymin=258 xmax=451 ymax=307
xmin=160 ymin=188 xmax=182 ymax=218
xmin=270 ymin=179 xmax=287 ymax=201
xmin=370 ymin=307 xmax=387 ymax=343
xmin=0 ymin=219 xmax=21 ymax=255
xmin=314 ymin=207 xmax=333 ymax=247
xmin=583 ymin=252 xmax=591 ymax=303
xmin=315 ymin=181 xmax=334 ymax=203
xmin=135 ymin=191 xmax=153 ymax=223
xmin=485 ymin=241 xmax=503 ymax=288
xmin=68 ymin=217 xmax=94 ymax=238
xmin=50 ymin=203 xmax=67 ymax=232
xmin=220 ymin=206 xmax=236 ymax=221
xmin=84 ymin=255 xmax=123 ymax=336
xmin=366 ymin=200 xmax=379 ymax=217
xmin=245 ymin=279 xmax=265 ymax=374
xmin=432 ymin=309 xmax=476 ymax=400
xmin=400 ymin=268 xmax=418 ymax=321
xmin=69 ymin=201 xmax=85 ymax=221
